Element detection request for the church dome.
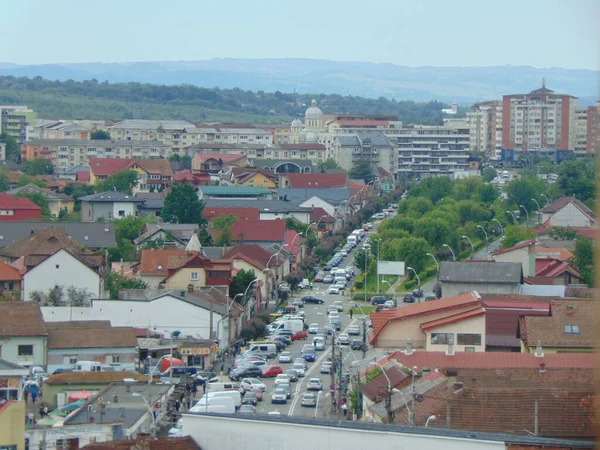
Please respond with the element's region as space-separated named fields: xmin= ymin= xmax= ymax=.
xmin=305 ymin=99 xmax=323 ymax=119
xmin=291 ymin=118 xmax=302 ymax=127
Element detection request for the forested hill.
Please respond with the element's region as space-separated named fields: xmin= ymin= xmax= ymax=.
xmin=0 ymin=76 xmax=459 ymax=124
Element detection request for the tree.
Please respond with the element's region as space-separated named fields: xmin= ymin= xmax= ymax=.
xmin=0 ymin=169 xmax=9 ymax=192
xmin=348 ymin=159 xmax=375 ymax=183
xmin=0 ymin=132 xmax=20 ymax=161
xmin=91 ymin=130 xmax=111 ymax=140
xmin=501 ymin=225 xmax=534 ymax=248
xmin=211 ymin=214 xmax=238 ymax=231
xmin=504 ymin=177 xmax=547 ymax=213
xmin=414 ymin=217 xmax=456 ymax=249
xmin=198 ymin=226 xmax=213 ymax=246
xmin=162 ymin=183 xmax=206 ymax=225
xmin=549 ymin=226 xmax=578 ymax=241
xmin=181 ymin=155 xmax=192 ymax=170
xmin=229 ymin=269 xmax=257 ymax=303
xmin=14 ymin=190 xmax=51 ymax=217
xmin=354 ymin=249 xmax=373 ymax=271
xmin=18 ymin=174 xmax=47 ymax=188
xmin=476 ymin=183 xmax=498 ymax=204
xmin=95 ymin=170 xmax=139 ymax=195
xmin=408 ymin=177 xmax=452 ymax=204
xmin=317 ymin=158 xmax=340 ymax=171
xmin=104 ymin=272 xmax=148 ymax=299
xmin=24 ymin=158 xmax=54 ymax=176
xmin=381 ymin=237 xmax=430 ymax=273
xmin=571 ymin=237 xmax=594 ymax=286
xmin=46 ymin=285 xmax=66 ymax=306
xmin=66 ymin=286 xmax=93 ymax=306
xmin=481 ymin=167 xmax=498 ymax=183
xmin=557 ymin=159 xmax=596 ymax=201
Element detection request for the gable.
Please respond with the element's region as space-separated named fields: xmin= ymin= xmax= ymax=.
xmin=24 ymin=249 xmax=101 ymax=279
xmin=549 ymin=202 xmax=598 ymax=228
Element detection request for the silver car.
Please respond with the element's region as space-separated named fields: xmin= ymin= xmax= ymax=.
xmin=307 ymin=378 xmax=323 ymax=391
xmin=278 ymin=351 xmax=293 ymax=364
xmin=301 ymin=392 xmax=317 ymax=407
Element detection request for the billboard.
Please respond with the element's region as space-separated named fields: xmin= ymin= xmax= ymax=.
xmin=377 ymin=261 xmax=405 ymax=276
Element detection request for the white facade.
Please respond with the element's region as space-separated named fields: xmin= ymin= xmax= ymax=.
xmin=423 ymin=315 xmax=486 ymax=352
xmin=541 ymin=202 xmax=598 ymax=228
xmin=0 ymin=336 xmax=47 ymax=368
xmin=23 ymin=250 xmax=102 ymax=301
xmin=259 ymin=210 xmax=311 ymax=224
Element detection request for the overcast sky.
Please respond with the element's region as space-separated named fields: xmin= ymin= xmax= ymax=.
xmin=2 ymin=0 xmax=598 ymax=70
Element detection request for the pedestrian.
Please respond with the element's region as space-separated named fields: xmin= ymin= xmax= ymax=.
xmin=350 ymin=309 xmax=353 ymax=319
xmin=342 ymin=403 xmax=348 ymax=417
xmin=43 ymin=405 xmax=48 ymax=417
xmin=24 ymin=391 xmax=29 ymax=403
xmin=39 ymin=405 xmax=45 ymax=418
xmin=31 ymin=391 xmax=37 ymax=404
xmin=174 ymin=399 xmax=181 ymax=412
xmin=271 ymin=290 xmax=275 ymax=300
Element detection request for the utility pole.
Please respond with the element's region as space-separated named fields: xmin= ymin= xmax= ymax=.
xmin=209 ymin=297 xmax=214 ymax=340
xmin=363 ymin=249 xmax=367 ymax=302
xmin=361 ymin=319 xmax=367 ymax=359
xmin=330 ymin=332 xmax=336 ymax=416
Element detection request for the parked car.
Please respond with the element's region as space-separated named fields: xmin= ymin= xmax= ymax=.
xmin=278 ymin=351 xmax=293 ymax=364
xmin=229 ymin=365 xmax=262 ymax=381
xmin=302 ymin=295 xmax=325 ymax=304
xmin=384 ymin=300 xmax=395 ymax=309
xmin=292 ymin=298 xmax=304 ymax=308
xmin=333 ymin=300 xmax=344 ymax=311
xmin=347 ymin=325 xmax=360 ymax=336
xmin=291 ymin=330 xmax=309 ymax=341
xmin=425 ymin=295 xmax=437 ymax=302
xmin=362 ymin=224 xmax=369 ymax=231
xmin=370 ymin=296 xmax=388 ymax=305
xmin=366 ymin=222 xmax=373 ymax=229
xmin=403 ymin=294 xmax=415 ymax=303
xmin=308 ymin=323 xmax=320 ymax=334
xmin=372 ymin=213 xmax=385 ymax=220
xmin=413 ymin=289 xmax=423 ymax=298
xmin=261 ymin=365 xmax=284 ymax=378
xmin=301 ymin=392 xmax=317 ymax=407
xmin=328 ymin=286 xmax=340 ymax=295
xmin=292 ymin=363 xmax=306 ymax=377
xmin=322 ymin=275 xmax=335 ymax=284
xmin=306 ymin=378 xmax=323 ymax=391
xmin=242 ymin=392 xmax=259 ymax=406
xmin=314 ymin=272 xmax=325 ymax=282
xmin=238 ymin=404 xmax=256 ymax=414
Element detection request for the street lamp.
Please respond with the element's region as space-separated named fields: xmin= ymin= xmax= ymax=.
xmin=531 ymin=198 xmax=541 ymax=211
xmin=132 ymin=392 xmax=157 ymax=437
xmin=541 ymin=194 xmax=550 ymax=206
xmin=425 ymin=415 xmax=437 ymax=427
xmin=461 ymin=235 xmax=474 ymax=255
xmin=505 ymin=210 xmax=518 ymax=223
xmin=492 ymin=218 xmax=503 ymax=235
xmin=373 ymin=238 xmax=382 ymax=293
xmin=519 ymin=205 xmax=529 ymax=220
xmin=426 ymin=252 xmax=439 ymax=271
xmin=406 ymin=267 xmax=421 ymax=298
xmin=369 ymin=362 xmax=394 ymax=423
xmin=381 ymin=279 xmax=396 ymax=307
xmin=442 ymin=244 xmax=456 ymax=261
xmin=477 ymin=225 xmax=489 ymax=258
xmin=334 ymin=200 xmax=349 ymax=217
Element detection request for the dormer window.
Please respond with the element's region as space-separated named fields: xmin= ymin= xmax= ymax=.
xmin=564 ymin=324 xmax=580 ymax=335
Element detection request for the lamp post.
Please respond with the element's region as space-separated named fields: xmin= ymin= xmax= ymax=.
xmin=519 ymin=204 xmax=529 ymax=220
xmin=406 ymin=267 xmax=420 ymax=299
xmin=312 ymin=214 xmax=328 ymax=238
xmin=373 ymin=238 xmax=382 ymax=293
xmin=369 ymin=362 xmax=394 ymax=423
xmin=290 ymin=231 xmax=306 ymax=265
xmin=425 ymin=415 xmax=437 ymax=427
xmin=541 ymin=194 xmax=550 ymax=206
xmin=426 ymin=252 xmax=439 ymax=271
xmin=477 ymin=225 xmax=489 ymax=258
xmin=531 ymin=198 xmax=541 ymax=212
xmin=363 ymin=247 xmax=368 ymax=302
xmin=442 ymin=244 xmax=456 ymax=261
xmin=461 ymin=235 xmax=474 ymax=255
xmin=132 ymin=392 xmax=157 ymax=437
xmin=492 ymin=218 xmax=503 ymax=236
xmin=505 ymin=210 xmax=518 ymax=223
xmin=381 ymin=279 xmax=396 ymax=307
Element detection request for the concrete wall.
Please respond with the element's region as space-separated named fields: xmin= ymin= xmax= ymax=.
xmin=259 ymin=211 xmax=311 ymax=224
xmin=164 ymin=268 xmax=207 ymax=291
xmin=492 ymin=247 xmax=534 ymax=277
xmin=23 ymin=250 xmax=101 ymax=301
xmin=0 ymin=401 xmax=25 ymax=450
xmin=181 ymin=413 xmax=504 ymax=450
xmin=0 ymin=336 xmax=46 ymax=368
xmin=441 ymin=282 xmax=519 ymax=298
xmin=424 ymin=315 xmax=486 ymax=352
xmin=27 ymin=423 xmax=119 ymax=450
xmin=545 ymin=203 xmax=597 ymax=228
xmin=232 ymin=259 xmax=269 ymax=299
xmin=42 ymin=383 xmax=103 ymax=408
xmin=82 ymin=201 xmax=137 ymax=222
xmin=47 ymin=347 xmax=136 ymax=373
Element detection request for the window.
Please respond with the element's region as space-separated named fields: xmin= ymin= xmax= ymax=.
xmin=18 ymin=345 xmax=33 ymax=356
xmin=111 ymin=355 xmax=120 ymax=363
xmin=190 ymin=272 xmax=199 ymax=281
xmin=118 ymin=210 xmax=126 ymax=217
xmin=564 ymin=325 xmax=580 ymax=335
xmin=64 ymin=355 xmax=77 ymax=364
xmin=431 ymin=333 xmax=453 ymax=345
xmin=55 ymin=265 xmax=60 ymax=269
xmin=464 ymin=347 xmax=475 ymax=352
xmin=457 ymin=334 xmax=482 ymax=345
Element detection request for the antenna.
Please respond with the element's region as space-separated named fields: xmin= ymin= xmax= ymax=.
xmin=542 ymin=77 xmax=546 ymax=89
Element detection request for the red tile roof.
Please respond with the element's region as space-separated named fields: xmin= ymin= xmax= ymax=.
xmin=284 ymin=230 xmax=301 ymax=257
xmin=89 ymin=158 xmax=130 ymax=177
xmin=535 ymin=260 xmax=580 ymax=278
xmin=173 ymin=169 xmax=210 ymax=183
xmin=0 ymin=301 xmax=47 ymax=336
xmin=0 ymin=261 xmax=22 ymax=281
xmin=230 ymin=220 xmax=286 ymax=242
xmin=534 ymin=247 xmax=573 ymax=261
xmin=82 ymin=436 xmax=202 ymax=450
xmin=139 ymin=250 xmax=201 ymax=276
xmin=202 ymin=207 xmax=260 ymax=221
xmin=420 ymin=307 xmax=485 ymax=331
xmin=370 ymin=292 xmax=480 ymax=345
xmin=361 ymin=365 xmax=408 ymax=402
xmin=310 ymin=207 xmax=334 ymax=224
xmin=227 ymin=252 xmax=266 ymax=270
xmin=279 ymin=144 xmax=326 ymax=150
xmin=0 ymin=192 xmax=42 ymax=210
xmin=284 ymin=172 xmax=348 ymax=189
xmin=390 ymin=350 xmax=596 ymax=370
xmin=533 ymin=220 xmax=600 ymax=239
xmin=77 ymin=171 xmax=90 ymax=182
xmin=335 ymin=120 xmax=389 ymax=127
xmin=224 ymin=245 xmax=277 ymax=267
xmin=89 ymin=158 xmax=174 ymax=177
xmin=492 ymin=239 xmax=536 ymax=256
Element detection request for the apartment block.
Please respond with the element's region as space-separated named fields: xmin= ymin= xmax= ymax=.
xmin=333 ymin=132 xmax=396 ymax=174
xmin=195 ymin=124 xmax=273 ymax=145
xmin=21 ymin=139 xmax=170 ymax=169
xmin=33 ymin=121 xmax=91 ymax=140
xmin=0 ymin=105 xmax=37 ymax=145
xmin=107 ymin=119 xmax=200 ymax=154
xmin=186 ymin=142 xmax=326 ymax=164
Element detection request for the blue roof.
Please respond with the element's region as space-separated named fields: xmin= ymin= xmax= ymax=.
xmin=199 ymin=186 xmax=272 ymax=197
xmin=277 ymin=188 xmax=351 ymax=206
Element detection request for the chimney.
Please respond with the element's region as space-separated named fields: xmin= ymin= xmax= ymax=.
xmin=535 ymin=341 xmax=544 ymax=358
xmin=471 ymin=377 xmax=476 ymax=391
xmin=404 ymin=339 xmax=413 ymax=355
xmin=446 ymin=342 xmax=454 ymax=356
xmin=539 ymin=363 xmax=546 ymax=374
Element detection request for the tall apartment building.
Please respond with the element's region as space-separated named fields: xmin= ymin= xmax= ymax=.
xmin=21 ymin=139 xmax=170 ymax=169
xmin=394 ymin=126 xmax=470 ymax=178
xmin=333 ymin=132 xmax=396 ymax=174
xmin=0 ymin=106 xmax=37 ymax=145
xmin=107 ymin=120 xmax=200 ymax=154
xmin=195 ymin=125 xmax=273 ymax=145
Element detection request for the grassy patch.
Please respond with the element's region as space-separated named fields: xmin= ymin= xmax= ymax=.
xmin=348 ymin=305 xmax=375 ymax=315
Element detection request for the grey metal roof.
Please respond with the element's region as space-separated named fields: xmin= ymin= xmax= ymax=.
xmin=0 ymin=222 xmax=116 ymax=248
xmin=278 ymin=188 xmax=351 ymax=206
xmin=8 ymin=185 xmax=72 ymax=201
xmin=337 ymin=132 xmax=392 ymax=147
xmin=25 ymin=139 xmax=169 ymax=147
xmin=108 ymin=119 xmax=195 ymax=130
xmin=205 ymin=199 xmax=307 ymax=213
xmin=519 ymin=284 xmax=566 ymax=297
xmin=0 ymin=358 xmax=29 ymax=373
xmin=201 ymin=246 xmax=234 ymax=259
xmin=116 ymin=289 xmax=228 ymax=316
xmin=145 ymin=223 xmax=199 ymax=239
xmin=78 ymin=191 xmax=145 ymax=203
xmin=439 ymin=262 xmax=523 ymax=284
xmin=0 ymin=160 xmax=22 ymax=171
xmin=58 ymin=164 xmax=90 ymax=175
xmin=135 ymin=193 xmax=164 ymax=210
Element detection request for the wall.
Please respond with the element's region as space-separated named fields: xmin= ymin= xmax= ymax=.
xmin=23 ymin=250 xmax=101 ymax=301
xmin=0 ymin=207 xmax=41 ymax=222
xmin=0 ymin=336 xmax=46 ymax=367
xmin=81 ymin=202 xmax=110 ymax=222
xmin=164 ymin=267 xmax=207 ymax=291
xmin=0 ymin=401 xmax=25 ymax=450
xmin=258 ymin=211 xmax=311 ymax=224
xmin=546 ymin=203 xmax=597 ymax=228
xmin=299 ymin=197 xmax=336 ymax=217
xmin=375 ymin=303 xmax=478 ymax=348
xmin=139 ymin=274 xmax=164 ymax=289
xmin=492 ymin=247 xmax=534 ymax=277
xmin=42 ymin=383 xmax=104 ymax=408
xmin=181 ymin=414 xmax=504 ymax=450
xmin=424 ymin=315 xmax=486 ymax=352
xmin=27 ymin=423 xmax=118 ymax=450
xmin=47 ymin=347 xmax=136 ymax=373
xmin=441 ymin=282 xmax=519 ymax=298
xmin=231 ymin=259 xmax=269 ymax=299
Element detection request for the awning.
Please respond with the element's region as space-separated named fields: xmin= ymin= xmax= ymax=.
xmin=68 ymin=390 xmax=92 ymax=401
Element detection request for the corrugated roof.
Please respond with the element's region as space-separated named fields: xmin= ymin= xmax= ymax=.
xmin=45 ymin=370 xmax=146 ymax=385
xmin=82 ymin=436 xmax=202 ymax=450
xmin=78 ymin=191 xmax=145 ymax=203
xmin=284 ymin=172 xmax=348 ymax=189
xmin=492 ymin=239 xmax=536 ymax=256
xmin=199 ymin=186 xmax=271 ymax=196
xmin=0 ymin=261 xmax=22 ymax=280
xmin=47 ymin=323 xmax=137 ymax=349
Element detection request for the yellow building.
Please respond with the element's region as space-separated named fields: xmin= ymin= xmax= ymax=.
xmin=230 ymin=168 xmax=277 ymax=188
xmin=0 ymin=401 xmax=25 ymax=450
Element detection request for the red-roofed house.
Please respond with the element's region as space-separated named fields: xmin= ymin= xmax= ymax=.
xmin=309 ymin=207 xmax=335 ymax=237
xmin=0 ymin=193 xmax=42 ymax=221
xmin=369 ymin=292 xmax=485 ymax=351
xmin=279 ymin=172 xmax=348 ymax=189
xmin=202 ymin=207 xmax=260 ymax=222
xmin=224 ymin=244 xmax=290 ymax=289
xmin=230 ymin=219 xmax=287 ymax=248
xmin=529 ymin=260 xmax=584 ymax=285
xmin=77 ymin=171 xmax=90 ymax=184
xmin=0 ymin=261 xmax=22 ymax=298
xmin=191 ymin=153 xmax=247 ymax=172
xmin=172 ymin=169 xmax=211 ymax=187
xmin=89 ymin=158 xmax=174 ymax=193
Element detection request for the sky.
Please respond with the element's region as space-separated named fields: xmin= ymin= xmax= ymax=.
xmin=2 ymin=0 xmax=598 ymax=70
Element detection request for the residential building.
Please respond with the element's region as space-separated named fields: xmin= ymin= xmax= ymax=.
xmin=134 ymin=223 xmax=199 ymax=250
xmin=46 ymin=321 xmax=138 ymax=373
xmin=518 ymin=298 xmax=594 ymax=353
xmin=229 ymin=219 xmax=288 ymax=248
xmin=135 ymin=192 xmax=164 ymax=218
xmin=191 ymin=153 xmax=247 ymax=172
xmin=172 ymin=169 xmax=211 ymax=187
xmin=206 ymin=199 xmax=311 ymax=223
xmin=309 ymin=207 xmax=334 ymax=237
xmin=254 ymin=122 xmax=293 ymax=144
xmin=0 ymin=302 xmax=47 ymax=367
xmin=438 ymin=261 xmax=523 ymax=298
xmin=369 ymin=292 xmax=485 ymax=349
xmin=466 ymin=102 xmax=498 ymax=155
xmin=0 ymin=221 xmax=116 ymax=250
xmin=56 ymin=164 xmax=90 ymax=181
xmin=107 ymin=119 xmax=200 ymax=154
xmin=539 ymin=196 xmax=597 ymax=229
xmin=21 ymin=139 xmax=171 ymax=168
xmin=491 ymin=239 xmax=537 ymax=277
xmin=41 ymin=370 xmax=146 ymax=408
xmin=202 ymin=206 xmax=260 ymax=222
xmin=326 ymin=114 xmax=402 ymax=136
xmin=0 ymin=261 xmax=22 ymax=299
xmin=0 ymin=105 xmax=37 ymax=145
xmin=0 ymin=400 xmax=26 ymax=450
xmin=82 ymin=435 xmax=203 ymax=450
xmin=88 ymin=158 xmax=174 ymax=194
xmin=279 ymin=172 xmax=347 ymax=189
xmin=34 ymin=121 xmax=91 ymax=140
xmin=249 ymin=157 xmax=316 ymax=174
xmin=7 ymin=184 xmax=74 ymax=218
xmin=198 ymin=186 xmax=274 ymax=200
xmin=224 ymin=244 xmax=287 ymax=289
xmin=0 ymin=192 xmax=42 ymax=221
xmin=0 ymin=143 xmax=5 ymax=161
xmin=79 ymin=191 xmax=145 ymax=222
xmin=229 ymin=167 xmax=277 ymax=188
xmin=194 ymin=124 xmax=273 ymax=145
xmin=333 ymin=132 xmax=396 ymax=174
xmin=0 ymin=359 xmax=28 ymax=402
xmin=394 ymin=125 xmax=470 ymax=179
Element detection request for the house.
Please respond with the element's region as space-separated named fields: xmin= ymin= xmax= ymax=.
xmin=46 ymin=321 xmax=138 ymax=373
xmin=202 ymin=206 xmax=260 ymax=222
xmin=41 ymin=370 xmax=146 ymax=408
xmin=491 ymin=239 xmax=536 ymax=277
xmin=191 ymin=153 xmax=247 ymax=172
xmin=279 ymin=172 xmax=348 ymax=189
xmin=41 ymin=288 xmax=243 ymax=350
xmin=56 ymin=164 xmax=90 ymax=182
xmin=198 ymin=185 xmax=274 ymax=200
xmin=0 ymin=302 xmax=47 ymax=367
xmin=0 ymin=228 xmax=105 ymax=300
xmin=78 ymin=191 xmax=145 ymax=222
xmin=229 ymin=219 xmax=288 ymax=248
xmin=518 ymin=298 xmax=594 ymax=353
xmin=0 ymin=400 xmax=26 ymax=450
xmin=135 ymin=192 xmax=165 ymax=217
xmin=224 ymin=244 xmax=287 ymax=286
xmin=7 ymin=184 xmax=74 ymax=218
xmin=88 ymin=158 xmax=174 ymax=194
xmin=0 ymin=192 xmax=41 ymax=221
xmin=0 ymin=261 xmax=22 ymax=299
xmin=205 ymin=199 xmax=311 ymax=223
xmin=137 ymin=249 xmax=232 ymax=295
xmin=173 ymin=169 xmax=211 ymax=187
xmin=230 ymin=167 xmax=277 ymax=188
xmin=540 ymin=196 xmax=597 ymax=229
xmin=360 ymin=359 xmax=410 ymax=421
xmin=528 ymin=260 xmax=584 ymax=286
xmin=278 ymin=188 xmax=351 ymax=212
xmin=224 ymin=246 xmax=272 ymax=302
xmin=0 ymin=222 xmax=116 ymax=250
xmin=309 ymin=207 xmax=335 ymax=237
xmin=438 ymin=261 xmax=523 ymax=298
xmin=88 ymin=158 xmax=132 ymax=185
xmin=369 ymin=292 xmax=485 ymax=350
xmin=0 ymin=358 xmax=28 ymax=401
xmin=82 ymin=436 xmax=203 ymax=450
xmin=248 ymin=157 xmax=315 ymax=174
xmin=133 ymin=224 xmax=199 ymax=250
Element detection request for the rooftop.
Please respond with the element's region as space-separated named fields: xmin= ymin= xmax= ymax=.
xmin=0 ymin=192 xmax=42 ymax=211
xmin=202 ymin=206 xmax=260 ymax=221
xmin=45 ymin=371 xmax=147 ymax=385
xmin=540 ymin=196 xmax=595 ymax=217
xmin=283 ymin=172 xmax=348 ymax=189
xmin=420 ymin=307 xmax=485 ymax=331
xmin=205 ymin=199 xmax=308 ymax=213
xmin=223 ymin=244 xmax=277 ymax=267
xmin=139 ymin=249 xmax=204 ymax=276
xmin=46 ymin=322 xmax=137 ymax=349
xmin=438 ymin=261 xmax=523 ymax=284
xmin=0 ymin=222 xmax=116 ymax=249
xmin=108 ymin=119 xmax=195 ymax=130
xmin=116 ymin=289 xmax=231 ymax=316
xmin=0 ymin=301 xmax=47 ymax=337
xmin=82 ymin=436 xmax=202 ymax=450
xmin=198 ymin=186 xmax=272 ymax=197
xmin=78 ymin=191 xmax=145 ymax=203
xmin=277 ymin=188 xmax=351 ymax=206
xmin=230 ymin=219 xmax=287 ymax=242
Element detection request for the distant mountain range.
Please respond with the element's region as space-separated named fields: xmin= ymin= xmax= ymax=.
xmin=0 ymin=59 xmax=597 ymax=106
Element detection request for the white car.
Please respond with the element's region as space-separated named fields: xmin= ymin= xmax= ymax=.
xmin=384 ymin=300 xmax=395 ymax=309
xmin=347 ymin=325 xmax=360 ymax=335
xmin=333 ymin=300 xmax=344 ymax=312
xmin=274 ymin=374 xmax=291 ymax=386
xmin=372 ymin=213 xmax=385 ymax=220
xmin=278 ymin=351 xmax=293 ymax=364
xmin=328 ymin=285 xmax=340 ymax=295
xmin=306 ymin=378 xmax=323 ymax=391
xmin=291 ymin=363 xmax=306 ymax=377
xmin=338 ymin=334 xmax=350 ymax=345
xmin=240 ymin=377 xmax=266 ymax=392
xmin=308 ymin=323 xmax=319 ymax=334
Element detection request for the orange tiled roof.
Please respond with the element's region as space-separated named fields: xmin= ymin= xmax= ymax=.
xmin=420 ymin=307 xmax=485 ymax=331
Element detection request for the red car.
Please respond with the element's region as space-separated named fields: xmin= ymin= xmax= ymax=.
xmin=291 ymin=330 xmax=308 ymax=341
xmin=261 ymin=365 xmax=283 ymax=378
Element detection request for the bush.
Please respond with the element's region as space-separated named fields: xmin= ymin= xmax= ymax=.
xmin=239 ymin=318 xmax=267 ymax=341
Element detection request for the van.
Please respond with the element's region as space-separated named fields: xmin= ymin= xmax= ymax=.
xmin=205 ymin=390 xmax=242 ymax=408
xmin=195 ymin=396 xmax=236 ymax=409
xmin=246 ymin=343 xmax=278 ymax=358
xmin=333 ymin=268 xmax=347 ymax=279
xmin=347 ymin=235 xmax=357 ymax=246
xmin=268 ymin=320 xmax=304 ymax=334
xmin=206 ymin=381 xmax=239 ymax=391
xmin=190 ymin=400 xmax=235 ymax=414
xmin=74 ymin=361 xmax=102 ymax=372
